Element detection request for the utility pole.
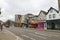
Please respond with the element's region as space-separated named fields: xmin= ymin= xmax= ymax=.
xmin=0 ymin=8 xmax=1 ymax=14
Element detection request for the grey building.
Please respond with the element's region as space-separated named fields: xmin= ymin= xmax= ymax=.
xmin=21 ymin=13 xmax=34 ymax=28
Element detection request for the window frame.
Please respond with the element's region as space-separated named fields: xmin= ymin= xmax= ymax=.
xmin=53 ymin=14 xmax=55 ymax=18
xmin=49 ymin=15 xmax=51 ymax=19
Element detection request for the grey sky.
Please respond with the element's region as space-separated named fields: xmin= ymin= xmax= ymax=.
xmin=0 ymin=0 xmax=58 ymax=22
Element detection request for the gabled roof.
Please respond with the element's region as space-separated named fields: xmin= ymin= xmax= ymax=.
xmin=47 ymin=7 xmax=59 ymax=13
xmin=34 ymin=15 xmax=38 ymax=17
xmin=38 ymin=10 xmax=47 ymax=16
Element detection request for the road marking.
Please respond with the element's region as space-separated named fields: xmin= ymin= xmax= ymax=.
xmin=22 ymin=35 xmax=36 ymax=40
xmin=16 ymin=36 xmax=20 ymax=40
xmin=35 ymin=32 xmax=51 ymax=37
xmin=28 ymin=33 xmax=47 ymax=39
xmin=4 ymin=29 xmax=23 ymax=40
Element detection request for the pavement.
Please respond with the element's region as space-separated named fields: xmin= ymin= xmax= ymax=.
xmin=7 ymin=27 xmax=60 ymax=40
xmin=44 ymin=30 xmax=60 ymax=33
xmin=25 ymin=28 xmax=60 ymax=33
xmin=37 ymin=29 xmax=60 ymax=33
xmin=0 ymin=27 xmax=23 ymax=40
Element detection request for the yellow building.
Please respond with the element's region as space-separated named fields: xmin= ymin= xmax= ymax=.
xmin=15 ymin=15 xmax=22 ymax=27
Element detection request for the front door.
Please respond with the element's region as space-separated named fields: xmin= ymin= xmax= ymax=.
xmin=51 ymin=23 xmax=55 ymax=29
xmin=38 ymin=23 xmax=44 ymax=30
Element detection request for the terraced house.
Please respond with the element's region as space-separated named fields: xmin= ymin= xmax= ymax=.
xmin=29 ymin=15 xmax=38 ymax=28
xmin=38 ymin=10 xmax=47 ymax=30
xmin=46 ymin=7 xmax=60 ymax=30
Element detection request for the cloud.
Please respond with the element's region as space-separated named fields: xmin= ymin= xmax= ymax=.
xmin=0 ymin=0 xmax=58 ymax=22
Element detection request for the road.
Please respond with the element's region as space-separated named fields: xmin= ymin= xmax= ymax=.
xmin=6 ymin=27 xmax=60 ymax=40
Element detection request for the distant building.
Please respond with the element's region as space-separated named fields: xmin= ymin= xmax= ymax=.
xmin=20 ymin=15 xmax=28 ymax=27
xmin=21 ymin=13 xmax=34 ymax=28
xmin=15 ymin=15 xmax=22 ymax=27
xmin=29 ymin=15 xmax=38 ymax=28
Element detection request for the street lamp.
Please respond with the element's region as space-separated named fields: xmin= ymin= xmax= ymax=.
xmin=0 ymin=8 xmax=1 ymax=14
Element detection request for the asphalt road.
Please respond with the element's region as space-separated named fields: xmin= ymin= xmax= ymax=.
xmin=7 ymin=27 xmax=60 ymax=40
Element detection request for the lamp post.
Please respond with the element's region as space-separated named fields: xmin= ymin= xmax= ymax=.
xmin=0 ymin=8 xmax=1 ymax=14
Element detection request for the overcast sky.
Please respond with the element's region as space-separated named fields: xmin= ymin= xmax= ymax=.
xmin=0 ymin=0 xmax=58 ymax=22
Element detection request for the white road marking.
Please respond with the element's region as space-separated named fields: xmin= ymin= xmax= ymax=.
xmin=35 ymin=32 xmax=59 ymax=37
xmin=16 ymin=36 xmax=20 ymax=40
xmin=28 ymin=33 xmax=47 ymax=39
xmin=4 ymin=29 xmax=23 ymax=40
xmin=35 ymin=32 xmax=51 ymax=37
xmin=22 ymin=35 xmax=36 ymax=40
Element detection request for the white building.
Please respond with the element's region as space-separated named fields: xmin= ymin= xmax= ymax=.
xmin=46 ymin=7 xmax=59 ymax=20
xmin=38 ymin=10 xmax=47 ymax=30
xmin=46 ymin=7 xmax=60 ymax=30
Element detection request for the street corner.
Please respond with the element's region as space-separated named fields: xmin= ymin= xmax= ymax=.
xmin=42 ymin=30 xmax=60 ymax=33
xmin=4 ymin=29 xmax=24 ymax=40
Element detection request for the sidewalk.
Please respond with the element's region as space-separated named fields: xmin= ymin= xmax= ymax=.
xmin=0 ymin=28 xmax=23 ymax=40
xmin=28 ymin=28 xmax=60 ymax=33
xmin=45 ymin=30 xmax=60 ymax=33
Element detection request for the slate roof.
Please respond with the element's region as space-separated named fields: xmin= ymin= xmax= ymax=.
xmin=47 ymin=7 xmax=59 ymax=13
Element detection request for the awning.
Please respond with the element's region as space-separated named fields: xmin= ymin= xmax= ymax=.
xmin=30 ymin=22 xmax=38 ymax=25
xmin=38 ymin=20 xmax=46 ymax=23
xmin=47 ymin=19 xmax=60 ymax=23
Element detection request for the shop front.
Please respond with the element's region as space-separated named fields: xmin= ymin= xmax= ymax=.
xmin=47 ymin=19 xmax=60 ymax=30
xmin=38 ymin=20 xmax=46 ymax=30
xmin=29 ymin=22 xmax=38 ymax=28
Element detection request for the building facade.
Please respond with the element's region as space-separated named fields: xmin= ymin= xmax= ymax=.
xmin=46 ymin=7 xmax=60 ymax=30
xmin=29 ymin=15 xmax=38 ymax=28
xmin=21 ymin=13 xmax=34 ymax=28
xmin=15 ymin=15 xmax=22 ymax=27
xmin=38 ymin=10 xmax=47 ymax=30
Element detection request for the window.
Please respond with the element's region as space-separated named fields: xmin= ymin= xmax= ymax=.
xmin=50 ymin=9 xmax=53 ymax=13
xmin=18 ymin=15 xmax=21 ymax=19
xmin=49 ymin=15 xmax=51 ymax=19
xmin=53 ymin=14 xmax=55 ymax=18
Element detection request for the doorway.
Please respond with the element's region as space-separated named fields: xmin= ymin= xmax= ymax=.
xmin=51 ymin=23 xmax=55 ymax=29
xmin=38 ymin=23 xmax=44 ymax=30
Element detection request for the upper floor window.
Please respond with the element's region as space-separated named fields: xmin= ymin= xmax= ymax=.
xmin=49 ymin=15 xmax=51 ymax=19
xmin=50 ymin=9 xmax=53 ymax=13
xmin=53 ymin=14 xmax=55 ymax=18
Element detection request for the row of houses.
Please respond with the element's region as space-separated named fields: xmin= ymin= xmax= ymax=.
xmin=15 ymin=7 xmax=60 ymax=30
